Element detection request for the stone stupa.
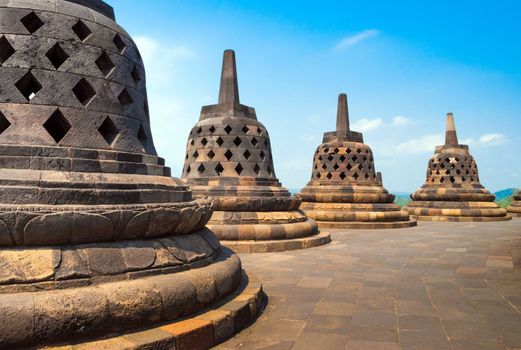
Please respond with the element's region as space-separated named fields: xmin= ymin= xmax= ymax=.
xmin=298 ymin=94 xmax=416 ymax=229
xmin=181 ymin=50 xmax=330 ymax=252
xmin=0 ymin=1 xmax=261 ymax=348
xmin=406 ymin=113 xmax=511 ymax=222
xmin=507 ymin=192 xmax=521 ymax=216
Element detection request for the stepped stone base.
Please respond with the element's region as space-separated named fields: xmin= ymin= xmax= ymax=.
xmin=410 ymin=215 xmax=512 ymax=222
xmin=316 ymin=220 xmax=417 ymax=229
xmin=45 ymin=271 xmax=263 ymax=350
xmin=222 ymin=230 xmax=331 ymax=253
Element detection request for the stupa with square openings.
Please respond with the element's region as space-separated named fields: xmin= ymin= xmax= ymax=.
xmin=297 ymin=93 xmax=416 ymax=229
xmin=0 ymin=1 xmax=261 ymax=347
xmin=405 ymin=113 xmax=510 ymax=222
xmin=182 ymin=50 xmax=330 ymax=252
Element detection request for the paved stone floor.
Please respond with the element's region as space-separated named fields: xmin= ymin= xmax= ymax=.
xmin=217 ymin=219 xmax=521 ymax=350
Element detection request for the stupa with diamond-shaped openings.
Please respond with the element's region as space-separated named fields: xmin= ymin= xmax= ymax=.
xmin=405 ymin=113 xmax=511 ymax=222
xmin=0 ymin=1 xmax=261 ymax=347
xmin=298 ymin=93 xmax=416 ymax=229
xmin=182 ymin=50 xmax=330 ymax=252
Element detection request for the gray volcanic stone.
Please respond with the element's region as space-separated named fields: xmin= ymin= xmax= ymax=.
xmin=0 ymin=1 xmax=246 ymax=347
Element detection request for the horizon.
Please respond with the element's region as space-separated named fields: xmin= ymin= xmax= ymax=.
xmin=109 ymin=0 xmax=521 ymax=193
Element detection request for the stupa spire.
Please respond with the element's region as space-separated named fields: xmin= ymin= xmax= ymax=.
xmin=218 ymin=49 xmax=240 ymax=104
xmin=445 ymin=112 xmax=459 ymax=146
xmin=336 ymin=93 xmax=350 ymax=138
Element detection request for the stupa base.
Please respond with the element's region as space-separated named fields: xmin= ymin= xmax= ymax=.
xmin=221 ymin=231 xmax=331 ymax=253
xmin=507 ymin=202 xmax=521 ymax=216
xmin=410 ymin=215 xmax=512 ymax=222
xmin=46 ymin=270 xmax=263 ymax=350
xmin=315 ymin=220 xmax=417 ymax=229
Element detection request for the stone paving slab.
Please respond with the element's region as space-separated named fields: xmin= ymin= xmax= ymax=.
xmin=217 ymin=219 xmax=521 ymax=349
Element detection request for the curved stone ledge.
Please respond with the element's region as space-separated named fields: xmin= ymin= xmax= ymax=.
xmin=208 ymin=216 xmax=319 ymax=241
xmin=317 ymin=220 xmax=417 ymax=229
xmin=0 ymin=200 xmax=212 ymax=246
xmin=44 ymin=270 xmax=263 ymax=349
xmin=406 ymin=206 xmax=510 ymax=220
xmin=0 ymin=248 xmax=242 ymax=348
xmin=410 ymin=215 xmax=512 ymax=222
xmin=411 ymin=187 xmax=496 ymax=202
xmin=304 ymin=208 xmax=411 ymax=223
xmin=0 ymin=228 xmax=222 ymax=291
xmin=299 ymin=191 xmax=395 ymax=204
xmin=301 ymin=202 xmax=405 ymax=211
xmin=223 ymin=230 xmax=331 ymax=253
xmin=208 ymin=195 xmax=301 ymax=212
xmin=406 ymin=201 xmax=501 ymax=209
xmin=209 ymin=210 xmax=308 ymax=225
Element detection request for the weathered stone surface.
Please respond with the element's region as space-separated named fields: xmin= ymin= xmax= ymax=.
xmin=181 ymin=50 xmax=326 ymax=251
xmin=0 ymin=1 xmax=249 ymax=347
xmin=405 ymin=114 xmax=511 ymax=222
xmin=298 ymin=93 xmax=416 ymax=229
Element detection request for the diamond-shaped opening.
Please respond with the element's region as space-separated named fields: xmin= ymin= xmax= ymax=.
xmin=201 ymin=137 xmax=208 ymax=146
xmin=224 ymin=125 xmax=233 ymax=134
xmin=339 ymin=155 xmax=346 ymax=162
xmin=215 ymin=163 xmax=224 ymax=175
xmin=253 ymin=164 xmax=260 ymax=175
xmin=72 ymin=78 xmax=96 ymax=105
xmin=113 ymin=34 xmax=126 ymax=53
xmin=196 ymin=127 xmax=202 ymax=134
xmin=260 ymin=151 xmax=266 ymax=161
xmin=216 ymin=137 xmax=224 ymax=146
xmin=207 ymin=150 xmax=215 ymax=159
xmin=0 ymin=36 xmax=15 ymax=65
xmin=326 ymin=172 xmax=332 ymax=179
xmin=0 ymin=112 xmax=12 ymax=134
xmin=324 ymin=148 xmax=329 ymax=153
xmin=21 ymin=12 xmax=44 ymax=34
xmin=347 ymin=163 xmax=352 ymax=171
xmin=339 ymin=172 xmax=346 ymax=180
xmin=251 ymin=137 xmax=259 ymax=147
xmin=185 ymin=165 xmax=191 ymax=174
xmin=243 ymin=149 xmax=251 ymax=159
xmin=461 ymin=176 xmax=466 ymax=182
xmin=322 ymin=163 xmax=327 ymax=170
xmin=117 ymin=88 xmax=133 ymax=105
xmin=362 ymin=156 xmax=367 ymax=161
xmin=450 ymin=176 xmax=456 ymax=183
xmin=233 ymin=136 xmax=242 ymax=147
xmin=353 ymin=173 xmax=359 ymax=180
xmin=365 ymin=173 xmax=370 ymax=179
xmin=131 ymin=66 xmax=141 ymax=84
xmin=72 ymin=20 xmax=92 ymax=42
xmin=327 ymin=155 xmax=334 ymax=161
xmin=352 ymin=155 xmax=358 ymax=162
xmin=225 ymin=149 xmax=233 ymax=161
xmin=43 ymin=109 xmax=71 ymax=143
xmin=358 ymin=164 xmax=363 ymax=170
xmin=193 ymin=150 xmax=199 ymax=158
xmin=356 ymin=148 xmax=362 ymax=153
xmin=235 ymin=163 xmax=244 ymax=175
xmin=318 ymin=156 xmax=323 ymax=161
xmin=346 ymin=148 xmax=351 ymax=154
xmin=15 ymin=71 xmax=42 ymax=101
xmin=334 ymin=148 xmax=339 ymax=153
xmin=95 ymin=51 xmax=115 ymax=77
xmin=257 ymin=127 xmax=263 ymax=135
xmin=197 ymin=164 xmax=205 ymax=174
xmin=45 ymin=43 xmax=69 ymax=69
xmin=190 ymin=139 xmax=194 ymax=146
xmin=333 ymin=163 xmax=339 ymax=170
xmin=98 ymin=117 xmax=119 ymax=145
xmin=316 ymin=172 xmax=321 ymax=179
xmin=209 ymin=126 xmax=216 ymax=134
xmin=242 ymin=125 xmax=249 ymax=134
xmin=440 ymin=177 xmax=445 ymax=183
xmin=137 ymin=124 xmax=147 ymax=147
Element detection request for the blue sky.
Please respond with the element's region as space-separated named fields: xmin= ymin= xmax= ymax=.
xmin=109 ymin=0 xmax=521 ymax=193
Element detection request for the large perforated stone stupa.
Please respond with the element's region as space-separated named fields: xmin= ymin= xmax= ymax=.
xmin=507 ymin=191 xmax=521 ymax=216
xmin=406 ymin=113 xmax=510 ymax=222
xmin=182 ymin=50 xmax=330 ymax=253
xmin=0 ymin=1 xmax=261 ymax=348
xmin=298 ymin=94 xmax=416 ymax=229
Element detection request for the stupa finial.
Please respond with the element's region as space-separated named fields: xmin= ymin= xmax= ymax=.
xmin=218 ymin=49 xmax=240 ymax=104
xmin=445 ymin=112 xmax=459 ymax=146
xmin=336 ymin=93 xmax=350 ymax=138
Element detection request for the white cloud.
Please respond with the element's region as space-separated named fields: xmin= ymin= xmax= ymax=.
xmin=391 ymin=115 xmax=412 ymax=127
xmin=352 ymin=118 xmax=383 ymax=132
xmin=335 ymin=29 xmax=380 ymax=50
xmin=479 ymin=133 xmax=506 ymax=144
xmin=395 ymin=134 xmax=443 ymax=155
